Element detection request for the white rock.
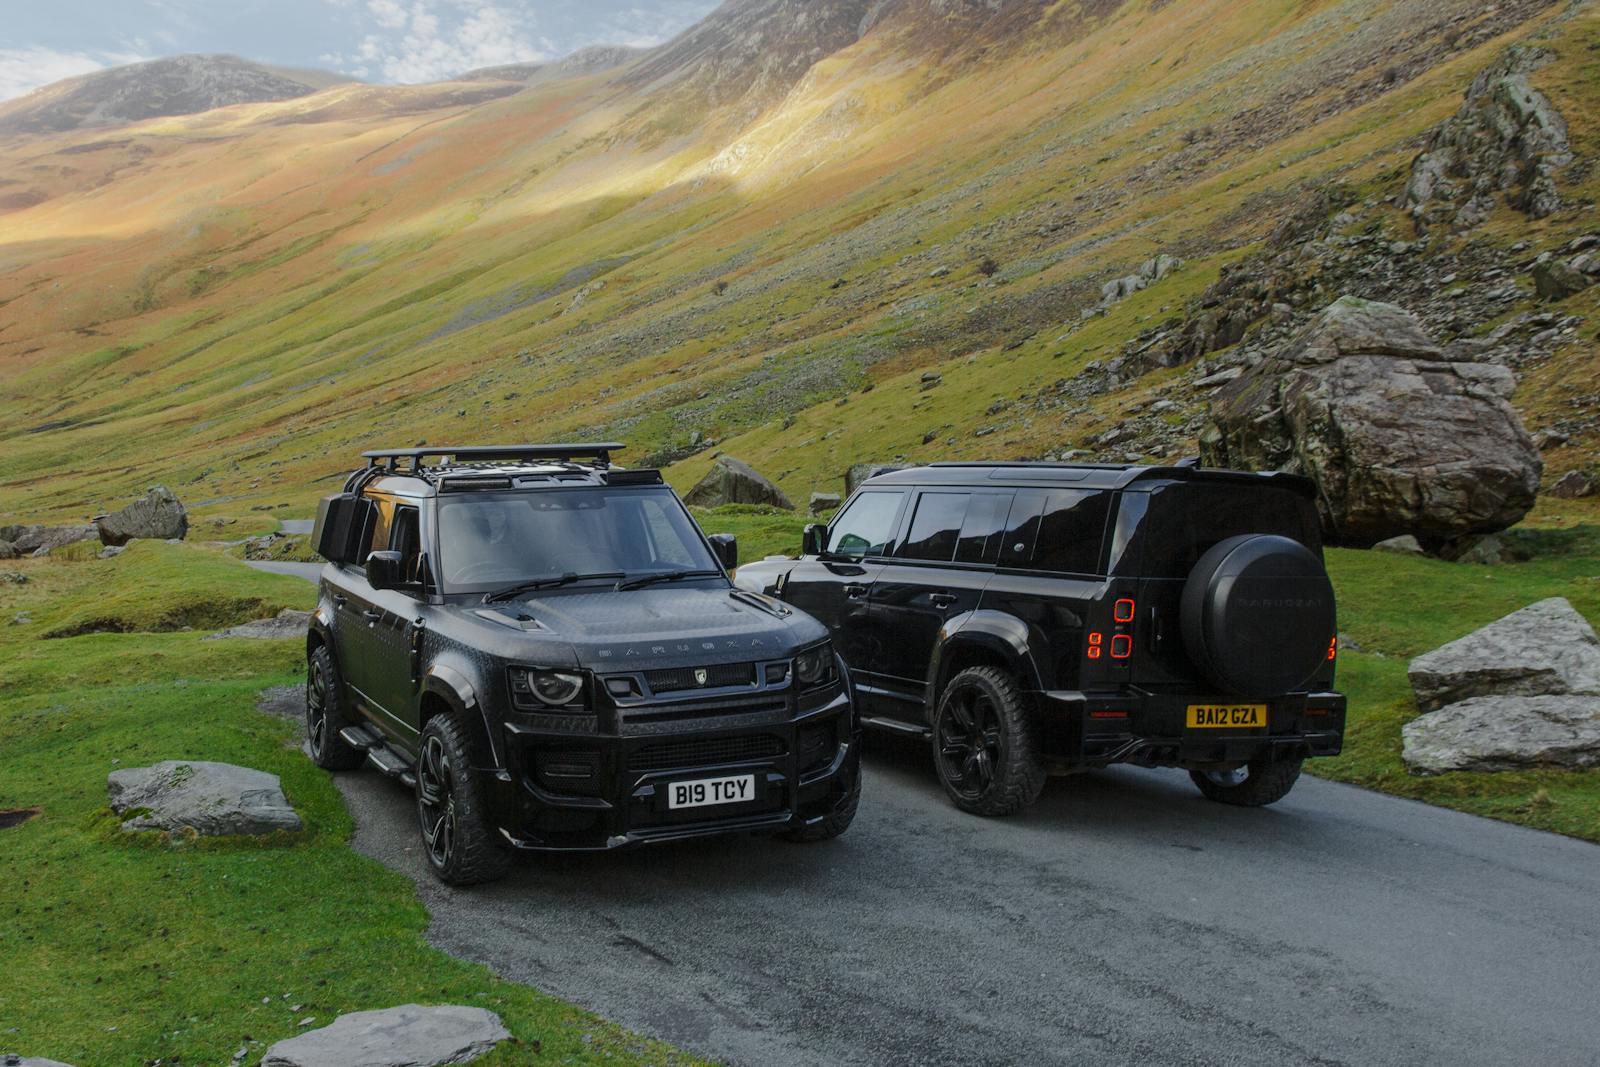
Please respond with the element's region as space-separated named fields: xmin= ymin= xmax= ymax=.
xmin=260 ymin=1005 xmax=510 ymax=1067
xmin=1402 ymin=695 xmax=1600 ymax=773
xmin=107 ymin=761 xmax=302 ymax=836
xmin=1372 ymin=534 xmax=1425 ymax=555
xmin=1408 ymin=597 xmax=1600 ymax=712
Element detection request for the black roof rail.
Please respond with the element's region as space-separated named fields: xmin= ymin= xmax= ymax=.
xmin=360 ymin=443 xmax=625 ymax=472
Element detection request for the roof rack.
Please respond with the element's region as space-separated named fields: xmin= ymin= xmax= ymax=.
xmin=361 ymin=443 xmax=625 ymax=470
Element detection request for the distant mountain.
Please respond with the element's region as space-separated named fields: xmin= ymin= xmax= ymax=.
xmin=0 ymin=54 xmax=351 ymax=136
xmin=461 ymin=45 xmax=645 ymax=85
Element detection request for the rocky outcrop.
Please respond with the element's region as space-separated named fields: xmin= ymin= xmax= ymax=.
xmin=1200 ymin=296 xmax=1541 ymax=547
xmin=1407 ymin=598 xmax=1600 ymax=713
xmin=261 ymin=1005 xmax=510 ymax=1067
xmin=107 ymin=761 xmax=302 ymax=836
xmin=0 ymin=541 xmax=16 ymax=560
xmin=205 ymin=608 xmax=312 ymax=641
xmin=1402 ymin=695 xmax=1600 ymax=774
xmin=844 ymin=463 xmax=909 ymax=495
xmin=96 ymin=486 xmax=187 ymax=546
xmin=1099 ymin=254 xmax=1183 ymax=306
xmin=0 ymin=524 xmax=99 ymax=555
xmin=808 ymin=492 xmax=842 ymax=515
xmin=1404 ymin=46 xmax=1571 ymax=231
xmin=683 ymin=457 xmax=794 ymax=509
xmin=1549 ymin=471 xmax=1596 ymax=499
xmin=1531 ymin=254 xmax=1595 ymax=301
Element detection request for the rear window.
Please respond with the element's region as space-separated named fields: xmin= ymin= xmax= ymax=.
xmin=999 ymin=489 xmax=1111 ymax=575
xmin=1114 ymin=481 xmax=1322 ymax=578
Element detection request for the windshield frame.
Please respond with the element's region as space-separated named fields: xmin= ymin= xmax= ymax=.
xmin=430 ymin=484 xmax=728 ymax=597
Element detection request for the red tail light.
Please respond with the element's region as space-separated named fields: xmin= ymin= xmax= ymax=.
xmin=1110 ymin=634 xmax=1132 ymax=659
xmin=1087 ymin=631 xmax=1103 ymax=659
xmin=1327 ymin=635 xmax=1337 ymax=661
xmin=1114 ymin=598 xmax=1136 ymax=623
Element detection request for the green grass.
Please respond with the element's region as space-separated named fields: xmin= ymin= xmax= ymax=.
xmin=0 ymin=543 xmax=702 ymax=1067
xmin=701 ymin=502 xmax=1600 ymax=843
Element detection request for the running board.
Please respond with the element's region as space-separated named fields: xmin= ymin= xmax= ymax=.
xmin=338 ymin=723 xmax=380 ymax=750
xmin=861 ymin=716 xmax=932 ymax=739
xmin=338 ymin=725 xmax=417 ymax=788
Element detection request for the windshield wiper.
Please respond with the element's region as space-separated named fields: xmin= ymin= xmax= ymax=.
xmin=482 ymin=572 xmax=627 ymax=603
xmin=614 ymin=569 xmax=723 ymax=592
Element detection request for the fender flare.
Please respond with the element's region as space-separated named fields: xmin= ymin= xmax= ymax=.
xmin=924 ymin=610 xmax=1042 ymax=713
xmin=306 ymin=606 xmax=335 ymax=661
xmin=422 ymin=663 xmax=501 ymax=767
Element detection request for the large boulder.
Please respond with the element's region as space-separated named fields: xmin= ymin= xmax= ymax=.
xmin=1200 ymin=297 xmax=1541 ymax=547
xmin=1407 ymin=598 xmax=1600 ymax=713
xmin=261 ymin=1005 xmax=510 ymax=1067
xmin=1404 ymin=46 xmax=1571 ymax=231
xmin=107 ymin=761 xmax=302 ymax=836
xmin=844 ymin=462 xmax=909 ymax=496
xmin=96 ymin=486 xmax=187 ymax=546
xmin=0 ymin=524 xmax=98 ymax=554
xmin=1401 ymin=695 xmax=1600 ymax=774
xmin=683 ymin=457 xmax=793 ymax=509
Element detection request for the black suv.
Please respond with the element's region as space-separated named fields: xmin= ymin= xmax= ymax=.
xmin=306 ymin=444 xmax=859 ymax=884
xmin=734 ymin=462 xmax=1344 ymax=816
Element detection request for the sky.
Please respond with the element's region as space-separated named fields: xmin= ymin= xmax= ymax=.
xmin=0 ymin=0 xmax=721 ymax=101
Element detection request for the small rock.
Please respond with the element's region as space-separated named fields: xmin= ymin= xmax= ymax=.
xmin=807 ymin=492 xmax=842 ymax=516
xmin=107 ymin=761 xmax=303 ymax=836
xmin=99 ymin=545 xmax=126 ymax=559
xmin=205 ymin=609 xmax=313 ymax=641
xmin=0 ymin=1057 xmax=77 ymax=1066
xmin=1532 ymin=258 xmax=1593 ymax=301
xmin=10 ymin=613 xmax=33 ymax=626
xmin=1408 ymin=597 xmax=1600 ymax=713
xmin=0 ymin=572 xmax=27 ymax=585
xmin=1549 ymin=470 xmax=1596 ymax=499
xmin=1454 ymin=534 xmax=1505 ymax=566
xmin=1532 ymin=429 xmax=1570 ymax=451
xmin=1372 ymin=534 xmax=1426 ymax=555
xmin=260 ymin=1005 xmax=510 ymax=1067
xmin=928 ymin=266 xmax=950 ymax=278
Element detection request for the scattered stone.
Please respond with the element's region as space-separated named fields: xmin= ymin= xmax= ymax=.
xmin=682 ymin=456 xmax=793 ymax=510
xmin=0 ymin=1056 xmax=77 ymax=1066
xmin=1407 ymin=598 xmax=1600 ymax=713
xmin=1402 ymin=695 xmax=1600 ymax=773
xmin=0 ymin=541 xmax=15 ymax=560
xmin=1532 ymin=258 xmax=1593 ymax=301
xmin=928 ymin=265 xmax=950 ymax=278
xmin=1532 ymin=429 xmax=1570 ymax=451
xmin=1549 ymin=471 xmax=1596 ymax=499
xmin=260 ymin=1004 xmax=510 ymax=1067
xmin=0 ymin=572 xmax=27 ymax=585
xmin=99 ymin=545 xmax=126 ymax=560
xmin=1452 ymin=534 xmax=1505 ymax=566
xmin=844 ymin=463 xmax=910 ymax=495
xmin=96 ymin=486 xmax=187 ymax=546
xmin=0 ymin=524 xmax=98 ymax=555
xmin=204 ymin=609 xmax=311 ymax=641
xmin=10 ymin=613 xmax=33 ymax=627
xmin=1201 ymin=296 xmax=1541 ymax=546
xmin=107 ymin=760 xmax=302 ymax=836
xmin=1372 ymin=534 xmax=1426 ymax=555
xmin=808 ymin=492 xmax=842 ymax=515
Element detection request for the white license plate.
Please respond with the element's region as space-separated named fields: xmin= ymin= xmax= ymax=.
xmin=666 ymin=774 xmax=755 ymax=810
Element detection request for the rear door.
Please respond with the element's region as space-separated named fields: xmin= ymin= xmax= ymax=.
xmin=778 ymin=488 xmax=909 ymax=687
xmin=868 ymin=489 xmax=1009 ymax=718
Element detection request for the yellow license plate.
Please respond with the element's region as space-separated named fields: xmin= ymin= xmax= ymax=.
xmin=1186 ymin=703 xmax=1267 ymax=728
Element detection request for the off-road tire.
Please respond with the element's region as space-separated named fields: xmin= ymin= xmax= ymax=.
xmin=932 ymin=666 xmax=1046 ymax=816
xmin=306 ymin=645 xmax=364 ymax=771
xmin=780 ymin=762 xmax=861 ymax=842
xmin=416 ymin=714 xmax=513 ymax=886
xmin=1190 ymin=755 xmax=1304 ymax=807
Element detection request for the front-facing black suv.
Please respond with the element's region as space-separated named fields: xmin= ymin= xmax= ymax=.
xmin=306 ymin=444 xmax=858 ymax=884
xmin=734 ymin=461 xmax=1344 ymax=816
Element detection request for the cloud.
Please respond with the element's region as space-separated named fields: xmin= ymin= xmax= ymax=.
xmin=0 ymin=46 xmax=148 ymax=102
xmin=321 ymin=0 xmax=552 ymax=83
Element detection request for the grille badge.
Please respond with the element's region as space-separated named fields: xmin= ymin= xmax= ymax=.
xmin=694 ymin=668 xmax=708 ymax=686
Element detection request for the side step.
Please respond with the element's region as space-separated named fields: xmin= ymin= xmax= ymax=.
xmin=861 ymin=715 xmax=932 ymax=739
xmin=338 ymin=725 xmax=419 ymax=789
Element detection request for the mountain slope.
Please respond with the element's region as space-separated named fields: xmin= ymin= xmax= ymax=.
xmin=0 ymin=0 xmax=1594 ymax=525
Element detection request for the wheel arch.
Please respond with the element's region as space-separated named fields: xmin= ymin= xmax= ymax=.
xmin=421 ymin=664 xmax=501 ymax=767
xmin=924 ymin=611 xmax=1042 ymax=716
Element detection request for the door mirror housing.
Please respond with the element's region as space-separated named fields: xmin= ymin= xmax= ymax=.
xmin=802 ymin=523 xmax=827 ymax=557
xmin=707 ymin=533 xmax=738 ymax=571
xmin=365 ymin=550 xmax=404 ymax=591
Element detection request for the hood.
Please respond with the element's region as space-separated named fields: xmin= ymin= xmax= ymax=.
xmin=482 ymin=583 xmax=825 ymax=670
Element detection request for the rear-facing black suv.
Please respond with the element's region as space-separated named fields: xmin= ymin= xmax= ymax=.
xmin=734 ymin=461 xmax=1344 ymax=816
xmin=306 ymin=444 xmax=858 ymax=884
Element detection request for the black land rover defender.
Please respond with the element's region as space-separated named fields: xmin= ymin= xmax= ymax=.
xmin=306 ymin=444 xmax=859 ymax=885
xmin=734 ymin=461 xmax=1344 ymax=816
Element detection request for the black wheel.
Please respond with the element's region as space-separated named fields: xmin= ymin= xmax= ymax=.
xmin=780 ymin=762 xmax=861 ymax=843
xmin=416 ymin=715 xmax=512 ymax=886
xmin=306 ymin=645 xmax=364 ymax=771
xmin=932 ymin=666 xmax=1046 ymax=816
xmin=1189 ymin=755 xmax=1304 ymax=807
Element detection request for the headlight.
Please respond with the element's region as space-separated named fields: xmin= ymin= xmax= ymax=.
xmin=509 ymin=668 xmax=585 ymax=709
xmin=794 ymin=643 xmax=838 ymax=689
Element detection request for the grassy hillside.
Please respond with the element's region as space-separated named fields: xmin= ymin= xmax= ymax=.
xmin=2 ymin=0 xmax=1593 ymax=528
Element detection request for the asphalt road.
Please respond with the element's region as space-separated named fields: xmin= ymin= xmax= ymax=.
xmin=333 ymin=737 xmax=1600 ymax=1067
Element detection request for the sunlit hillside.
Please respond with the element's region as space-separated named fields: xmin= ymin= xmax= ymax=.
xmin=1 ymin=0 xmax=1594 ymax=522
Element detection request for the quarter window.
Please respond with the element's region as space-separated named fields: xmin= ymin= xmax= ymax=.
xmin=827 ymin=491 xmax=905 ymax=559
xmin=900 ymin=492 xmax=971 ymax=562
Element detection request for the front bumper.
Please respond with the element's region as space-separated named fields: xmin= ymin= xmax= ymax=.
xmin=1034 ymin=688 xmax=1346 ymax=769
xmin=482 ymin=688 xmax=858 ymax=851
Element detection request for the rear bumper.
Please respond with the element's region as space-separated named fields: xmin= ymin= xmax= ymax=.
xmin=481 ymin=689 xmax=858 ymax=851
xmin=1034 ymin=688 xmax=1346 ymax=769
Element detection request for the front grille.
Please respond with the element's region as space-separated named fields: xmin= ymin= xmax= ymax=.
xmin=533 ymin=748 xmax=601 ymax=796
xmin=628 ymin=734 xmax=784 ymax=772
xmin=645 ymin=662 xmax=757 ymax=693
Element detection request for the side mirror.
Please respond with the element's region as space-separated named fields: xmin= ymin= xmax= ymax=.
xmin=365 ymin=550 xmax=404 ymax=591
xmin=708 ymin=533 xmax=738 ymax=571
xmin=802 ymin=523 xmax=827 ymax=557
xmin=312 ymin=492 xmax=376 ymax=565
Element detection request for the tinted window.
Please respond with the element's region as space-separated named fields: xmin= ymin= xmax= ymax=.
xmin=1122 ymin=482 xmax=1322 ymax=578
xmin=998 ymin=491 xmax=1045 ymax=567
xmin=1032 ymin=490 xmax=1110 ymax=575
xmin=390 ymin=505 xmax=425 ymax=585
xmin=827 ymin=491 xmax=905 ymax=558
xmin=956 ymin=492 xmax=1011 ymax=564
xmin=901 ymin=492 xmax=971 ymax=562
xmin=359 ymin=496 xmax=393 ymax=564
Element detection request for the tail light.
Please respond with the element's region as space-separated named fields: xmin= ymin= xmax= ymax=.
xmin=1087 ymin=632 xmax=1103 ymax=659
xmin=1327 ymin=635 xmax=1337 ymax=661
xmin=1113 ymin=598 xmax=1136 ymax=623
xmin=1110 ymin=634 xmax=1132 ymax=659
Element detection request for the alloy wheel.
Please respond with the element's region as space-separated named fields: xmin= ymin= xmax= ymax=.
xmin=938 ymin=684 xmax=1004 ymax=801
xmin=306 ymin=660 xmax=329 ymax=758
xmin=417 ymin=735 xmax=457 ymax=868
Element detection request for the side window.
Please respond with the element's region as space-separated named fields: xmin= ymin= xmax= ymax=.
xmin=358 ymin=496 xmax=393 ymax=566
xmin=827 ymin=491 xmax=906 ymax=559
xmin=390 ymin=505 xmax=424 ymax=586
xmin=899 ymin=492 xmax=971 ymax=562
xmin=1031 ymin=490 xmax=1111 ymax=575
xmin=999 ymin=491 xmax=1045 ymax=567
xmin=955 ymin=492 xmax=1012 ymax=565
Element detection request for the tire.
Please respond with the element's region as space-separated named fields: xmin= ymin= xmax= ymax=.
xmin=1189 ymin=755 xmax=1304 ymax=807
xmin=306 ymin=645 xmax=364 ymax=771
xmin=780 ymin=762 xmax=861 ymax=843
xmin=416 ymin=714 xmax=512 ymax=886
xmin=931 ymin=666 xmax=1046 ymax=816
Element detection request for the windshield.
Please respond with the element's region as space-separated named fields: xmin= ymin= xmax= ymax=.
xmin=436 ymin=487 xmax=719 ymax=593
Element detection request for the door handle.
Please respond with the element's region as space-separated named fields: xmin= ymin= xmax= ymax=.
xmin=844 ymin=583 xmax=868 ymax=599
xmin=333 ymin=595 xmax=348 ymax=608
xmin=363 ymin=609 xmax=383 ymax=622
xmin=929 ymin=593 xmax=957 ymax=609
